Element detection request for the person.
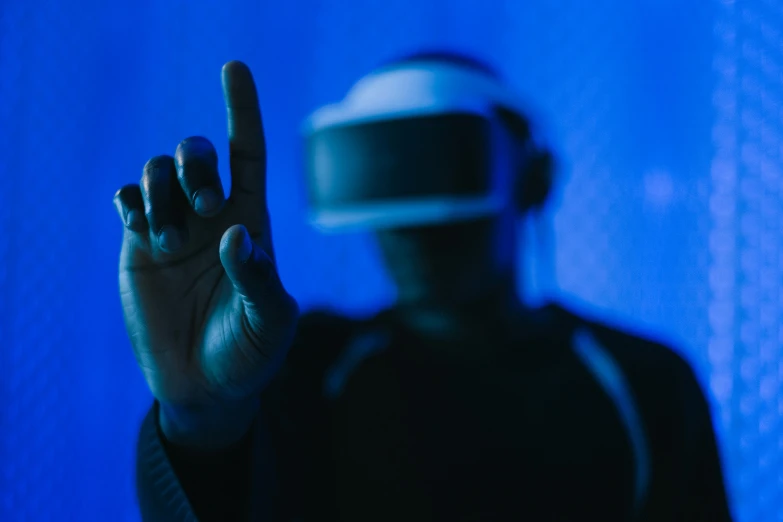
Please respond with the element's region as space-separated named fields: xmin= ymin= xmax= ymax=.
xmin=113 ymin=52 xmax=733 ymax=521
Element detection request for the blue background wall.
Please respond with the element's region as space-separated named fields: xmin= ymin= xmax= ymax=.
xmin=0 ymin=0 xmax=775 ymax=520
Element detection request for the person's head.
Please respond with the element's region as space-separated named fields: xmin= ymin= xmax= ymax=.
xmin=303 ymin=50 xmax=554 ymax=311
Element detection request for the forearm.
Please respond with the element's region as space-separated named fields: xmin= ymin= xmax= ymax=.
xmin=136 ymin=402 xmax=260 ymax=522
xmin=158 ymin=395 xmax=261 ymax=451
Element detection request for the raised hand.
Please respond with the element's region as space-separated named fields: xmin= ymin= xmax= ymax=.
xmin=113 ymin=62 xmax=298 ymax=449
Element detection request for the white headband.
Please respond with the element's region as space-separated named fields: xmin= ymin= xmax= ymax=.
xmin=303 ymin=61 xmax=530 ymax=133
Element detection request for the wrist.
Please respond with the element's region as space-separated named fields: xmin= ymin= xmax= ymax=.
xmin=157 ymin=395 xmax=260 ymax=451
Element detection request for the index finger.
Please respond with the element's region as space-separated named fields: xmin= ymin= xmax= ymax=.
xmin=221 ymin=61 xmax=267 ymax=205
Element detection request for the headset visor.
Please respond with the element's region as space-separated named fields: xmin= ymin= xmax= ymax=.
xmin=305 ymin=112 xmax=501 ymax=231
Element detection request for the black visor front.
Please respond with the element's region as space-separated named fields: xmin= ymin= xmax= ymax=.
xmin=305 ymin=113 xmax=493 ymax=210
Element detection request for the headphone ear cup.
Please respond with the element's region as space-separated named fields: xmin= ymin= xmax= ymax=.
xmin=517 ymin=150 xmax=554 ymax=212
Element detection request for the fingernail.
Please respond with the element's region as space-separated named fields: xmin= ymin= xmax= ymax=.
xmin=158 ymin=226 xmax=183 ymax=252
xmin=126 ymin=209 xmax=144 ymax=230
xmin=236 ymin=227 xmax=253 ymax=263
xmin=194 ymin=188 xmax=222 ymax=215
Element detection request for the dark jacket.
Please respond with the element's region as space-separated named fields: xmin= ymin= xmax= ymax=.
xmin=136 ymin=303 xmax=733 ymax=521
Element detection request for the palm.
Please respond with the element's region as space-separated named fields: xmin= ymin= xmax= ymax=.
xmin=119 ymin=206 xmax=267 ymax=404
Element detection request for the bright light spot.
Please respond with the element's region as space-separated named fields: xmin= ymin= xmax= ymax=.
xmin=643 ymin=170 xmax=675 ymax=207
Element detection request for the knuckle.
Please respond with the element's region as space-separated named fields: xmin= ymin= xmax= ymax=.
xmin=176 ymin=136 xmax=216 ymax=159
xmin=115 ymin=183 xmax=139 ymax=200
xmin=141 ymin=156 xmax=174 ymax=185
xmin=143 ymin=155 xmax=174 ymax=177
xmin=141 ymin=157 xmax=174 ymax=196
xmin=228 ymin=141 xmax=264 ymax=161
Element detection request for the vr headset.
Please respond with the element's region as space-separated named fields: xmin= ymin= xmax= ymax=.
xmin=302 ymin=59 xmax=543 ymax=232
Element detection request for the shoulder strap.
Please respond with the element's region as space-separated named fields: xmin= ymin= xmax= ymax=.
xmin=571 ymin=326 xmax=651 ymax=518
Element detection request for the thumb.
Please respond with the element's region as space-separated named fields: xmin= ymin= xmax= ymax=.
xmin=219 ymin=224 xmax=296 ymax=330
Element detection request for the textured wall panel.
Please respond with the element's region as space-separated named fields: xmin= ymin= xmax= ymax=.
xmin=711 ymin=1 xmax=783 ymax=519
